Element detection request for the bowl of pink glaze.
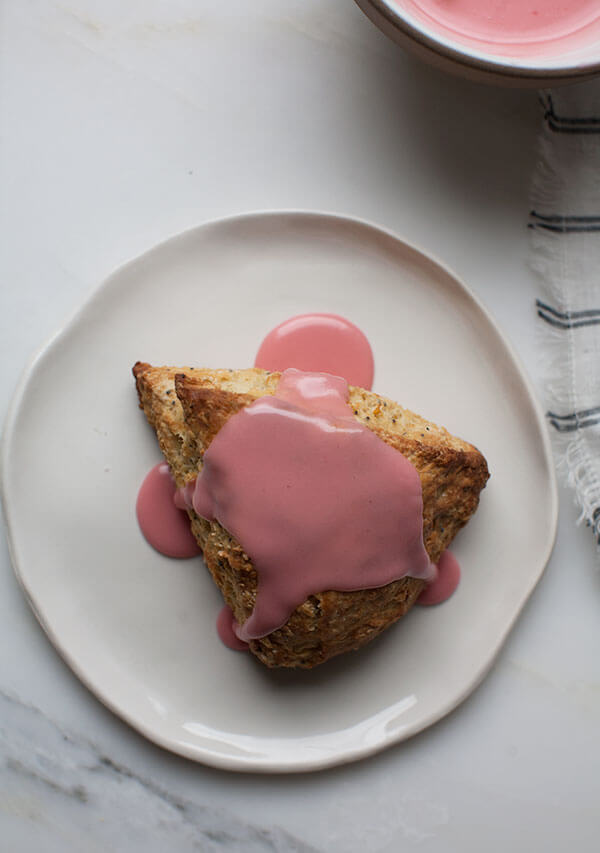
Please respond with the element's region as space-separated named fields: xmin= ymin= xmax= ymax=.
xmin=354 ymin=0 xmax=600 ymax=86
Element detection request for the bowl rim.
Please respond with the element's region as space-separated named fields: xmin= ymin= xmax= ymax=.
xmin=364 ymin=0 xmax=600 ymax=79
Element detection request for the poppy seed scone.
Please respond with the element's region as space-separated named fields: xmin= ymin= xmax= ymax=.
xmin=133 ymin=362 xmax=489 ymax=669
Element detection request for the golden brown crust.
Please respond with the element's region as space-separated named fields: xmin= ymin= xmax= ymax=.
xmin=174 ymin=373 xmax=256 ymax=451
xmin=132 ymin=362 xmax=489 ymax=668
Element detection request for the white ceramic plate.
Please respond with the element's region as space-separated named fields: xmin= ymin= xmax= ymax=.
xmin=1 ymin=212 xmax=557 ymax=773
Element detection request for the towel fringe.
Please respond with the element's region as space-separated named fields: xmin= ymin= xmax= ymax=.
xmin=530 ymin=92 xmax=600 ymax=552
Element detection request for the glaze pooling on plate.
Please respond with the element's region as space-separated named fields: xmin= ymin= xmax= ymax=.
xmin=417 ymin=549 xmax=461 ymax=606
xmin=136 ymin=463 xmax=202 ymax=559
xmin=0 ymin=212 xmax=558 ymax=772
xmin=255 ymin=313 xmax=375 ymax=389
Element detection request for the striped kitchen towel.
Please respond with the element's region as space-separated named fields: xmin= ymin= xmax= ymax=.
xmin=531 ymin=83 xmax=600 ymax=546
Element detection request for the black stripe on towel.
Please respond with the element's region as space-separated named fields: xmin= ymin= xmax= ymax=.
xmin=542 ymin=95 xmax=600 ymax=135
xmin=548 ymin=405 xmax=600 ymax=421
xmin=529 ymin=211 xmax=600 ymax=233
xmin=547 ymin=405 xmax=600 ymax=432
xmin=537 ymin=311 xmax=600 ymax=330
xmin=536 ymin=300 xmax=600 ymax=329
xmin=548 ymin=417 xmax=600 ymax=432
xmin=531 ymin=212 xmax=600 ymax=225
xmin=536 ymin=300 xmax=600 ymax=321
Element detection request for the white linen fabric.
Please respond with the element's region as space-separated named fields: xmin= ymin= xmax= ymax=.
xmin=531 ymin=84 xmax=600 ymax=546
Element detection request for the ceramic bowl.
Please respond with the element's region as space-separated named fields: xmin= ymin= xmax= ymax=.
xmin=354 ymin=0 xmax=600 ymax=86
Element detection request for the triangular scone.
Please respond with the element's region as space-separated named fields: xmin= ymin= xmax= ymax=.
xmin=133 ymin=362 xmax=489 ymax=669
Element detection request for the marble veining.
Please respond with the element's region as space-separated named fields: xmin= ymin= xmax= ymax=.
xmin=0 ymin=690 xmax=320 ymax=852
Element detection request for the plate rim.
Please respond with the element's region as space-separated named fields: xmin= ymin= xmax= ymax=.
xmin=0 ymin=209 xmax=559 ymax=773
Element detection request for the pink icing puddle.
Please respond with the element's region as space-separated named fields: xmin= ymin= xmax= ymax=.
xmin=217 ymin=605 xmax=250 ymax=651
xmin=401 ymin=0 xmax=599 ymax=52
xmin=255 ymin=313 xmax=374 ymax=390
xmin=136 ymin=463 xmax=202 ymax=559
xmin=417 ymin=549 xmax=461 ymax=606
xmin=178 ymin=368 xmax=435 ymax=642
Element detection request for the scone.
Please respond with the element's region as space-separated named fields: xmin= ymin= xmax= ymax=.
xmin=133 ymin=362 xmax=489 ymax=668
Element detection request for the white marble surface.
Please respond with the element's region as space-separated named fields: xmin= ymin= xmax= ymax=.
xmin=1 ymin=1 xmax=599 ymax=850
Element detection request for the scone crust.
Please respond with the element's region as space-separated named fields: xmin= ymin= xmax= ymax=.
xmin=133 ymin=363 xmax=489 ymax=668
